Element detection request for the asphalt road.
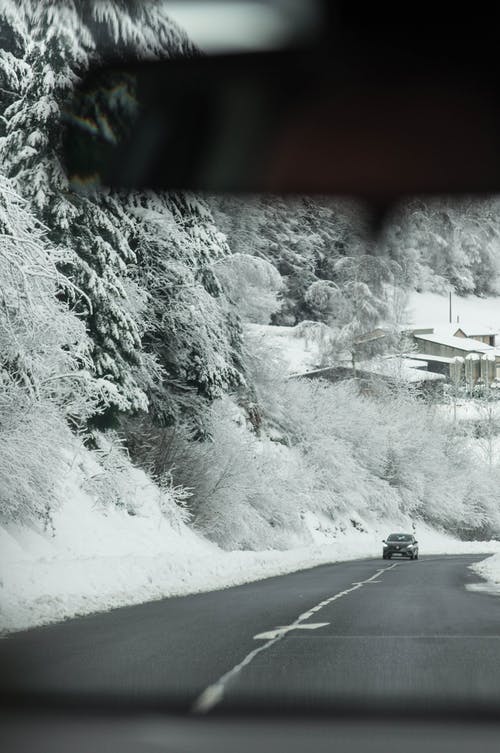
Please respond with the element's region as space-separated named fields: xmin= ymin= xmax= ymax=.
xmin=2 ymin=554 xmax=500 ymax=712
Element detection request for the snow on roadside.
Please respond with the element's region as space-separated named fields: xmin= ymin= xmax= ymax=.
xmin=2 ymin=449 xmax=499 ymax=635
xmin=468 ymin=553 xmax=500 ymax=596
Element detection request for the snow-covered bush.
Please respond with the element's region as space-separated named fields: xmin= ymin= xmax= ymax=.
xmin=214 ymin=253 xmax=283 ymax=324
xmin=0 ymin=386 xmax=67 ymax=526
xmin=82 ymin=431 xmax=191 ymax=527
xmin=171 ymin=398 xmax=315 ymax=550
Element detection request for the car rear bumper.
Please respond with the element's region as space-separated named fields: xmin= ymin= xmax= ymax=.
xmin=383 ymin=549 xmax=415 ymax=557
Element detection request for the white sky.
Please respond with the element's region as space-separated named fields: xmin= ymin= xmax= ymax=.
xmin=164 ymin=1 xmax=319 ymax=52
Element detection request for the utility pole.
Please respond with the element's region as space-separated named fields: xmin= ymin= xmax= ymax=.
xmin=449 ymin=291 xmax=452 ymax=324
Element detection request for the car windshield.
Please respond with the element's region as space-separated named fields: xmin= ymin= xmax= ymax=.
xmin=3 ymin=0 xmax=500 ymax=731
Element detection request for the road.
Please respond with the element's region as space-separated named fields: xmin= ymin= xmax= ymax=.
xmin=2 ymin=554 xmax=500 ymax=712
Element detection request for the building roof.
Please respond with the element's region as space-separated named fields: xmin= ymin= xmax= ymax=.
xmin=407 ymin=352 xmax=454 ymax=364
xmin=358 ymin=357 xmax=445 ymax=382
xmin=454 ymin=324 xmax=498 ymax=337
xmin=414 ymin=332 xmax=496 ymax=353
xmin=293 ymin=357 xmax=445 ymax=384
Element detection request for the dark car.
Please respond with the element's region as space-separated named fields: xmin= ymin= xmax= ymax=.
xmin=382 ymin=533 xmax=419 ymax=560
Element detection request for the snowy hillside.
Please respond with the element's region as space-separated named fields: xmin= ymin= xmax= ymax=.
xmin=406 ymin=291 xmax=500 ymax=333
xmin=3 ymin=433 xmax=497 ymax=634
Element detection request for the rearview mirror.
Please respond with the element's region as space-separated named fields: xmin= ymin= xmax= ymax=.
xmin=63 ymin=49 xmax=500 ymax=199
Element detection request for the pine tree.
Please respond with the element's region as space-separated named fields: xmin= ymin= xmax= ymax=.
xmin=0 ymin=2 xmax=245 ymax=426
xmin=84 ymin=3 xmax=246 ymax=420
xmin=127 ymin=190 xmax=244 ymax=425
xmin=0 ymin=3 xmax=147 ymax=423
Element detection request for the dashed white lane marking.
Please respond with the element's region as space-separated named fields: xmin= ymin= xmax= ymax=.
xmin=192 ymin=562 xmax=398 ymax=714
xmin=253 ymin=622 xmax=330 ymax=640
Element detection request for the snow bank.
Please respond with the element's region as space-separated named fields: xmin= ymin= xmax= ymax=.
xmin=468 ymin=553 xmax=500 ymax=596
xmin=2 ymin=445 xmax=498 ymax=634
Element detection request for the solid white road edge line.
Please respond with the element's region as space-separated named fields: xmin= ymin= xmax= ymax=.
xmin=191 ymin=562 xmax=398 ymax=714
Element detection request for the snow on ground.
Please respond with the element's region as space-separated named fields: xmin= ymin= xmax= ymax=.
xmin=438 ymin=399 xmax=500 ymax=422
xmin=245 ymin=322 xmax=322 ymax=374
xmin=406 ymin=291 xmax=500 ymax=333
xmin=468 ymin=554 xmax=500 ymax=596
xmin=1 ymin=442 xmax=498 ymax=634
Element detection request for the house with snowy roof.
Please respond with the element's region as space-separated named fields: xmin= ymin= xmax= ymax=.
xmin=453 ymin=325 xmax=496 ymax=347
xmin=408 ymin=324 xmax=500 ymax=386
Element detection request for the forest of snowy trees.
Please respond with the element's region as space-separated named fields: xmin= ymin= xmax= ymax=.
xmin=2 ymin=1 xmax=500 ymax=553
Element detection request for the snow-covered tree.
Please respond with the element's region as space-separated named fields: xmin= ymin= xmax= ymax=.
xmin=213 ymin=195 xmax=368 ymax=325
xmin=0 ymin=3 xmax=148 ymax=422
xmin=384 ymin=198 xmax=500 ymax=296
xmin=304 ymin=255 xmax=397 ymax=372
xmin=0 ymin=175 xmax=98 ymax=523
xmin=214 ymin=253 xmax=283 ymax=324
xmin=0 ymin=2 xmax=246 ymax=426
xmin=126 ymin=191 xmax=245 ymax=425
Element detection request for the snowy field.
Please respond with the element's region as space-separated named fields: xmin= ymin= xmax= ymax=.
xmin=406 ymin=291 xmax=500 ymax=332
